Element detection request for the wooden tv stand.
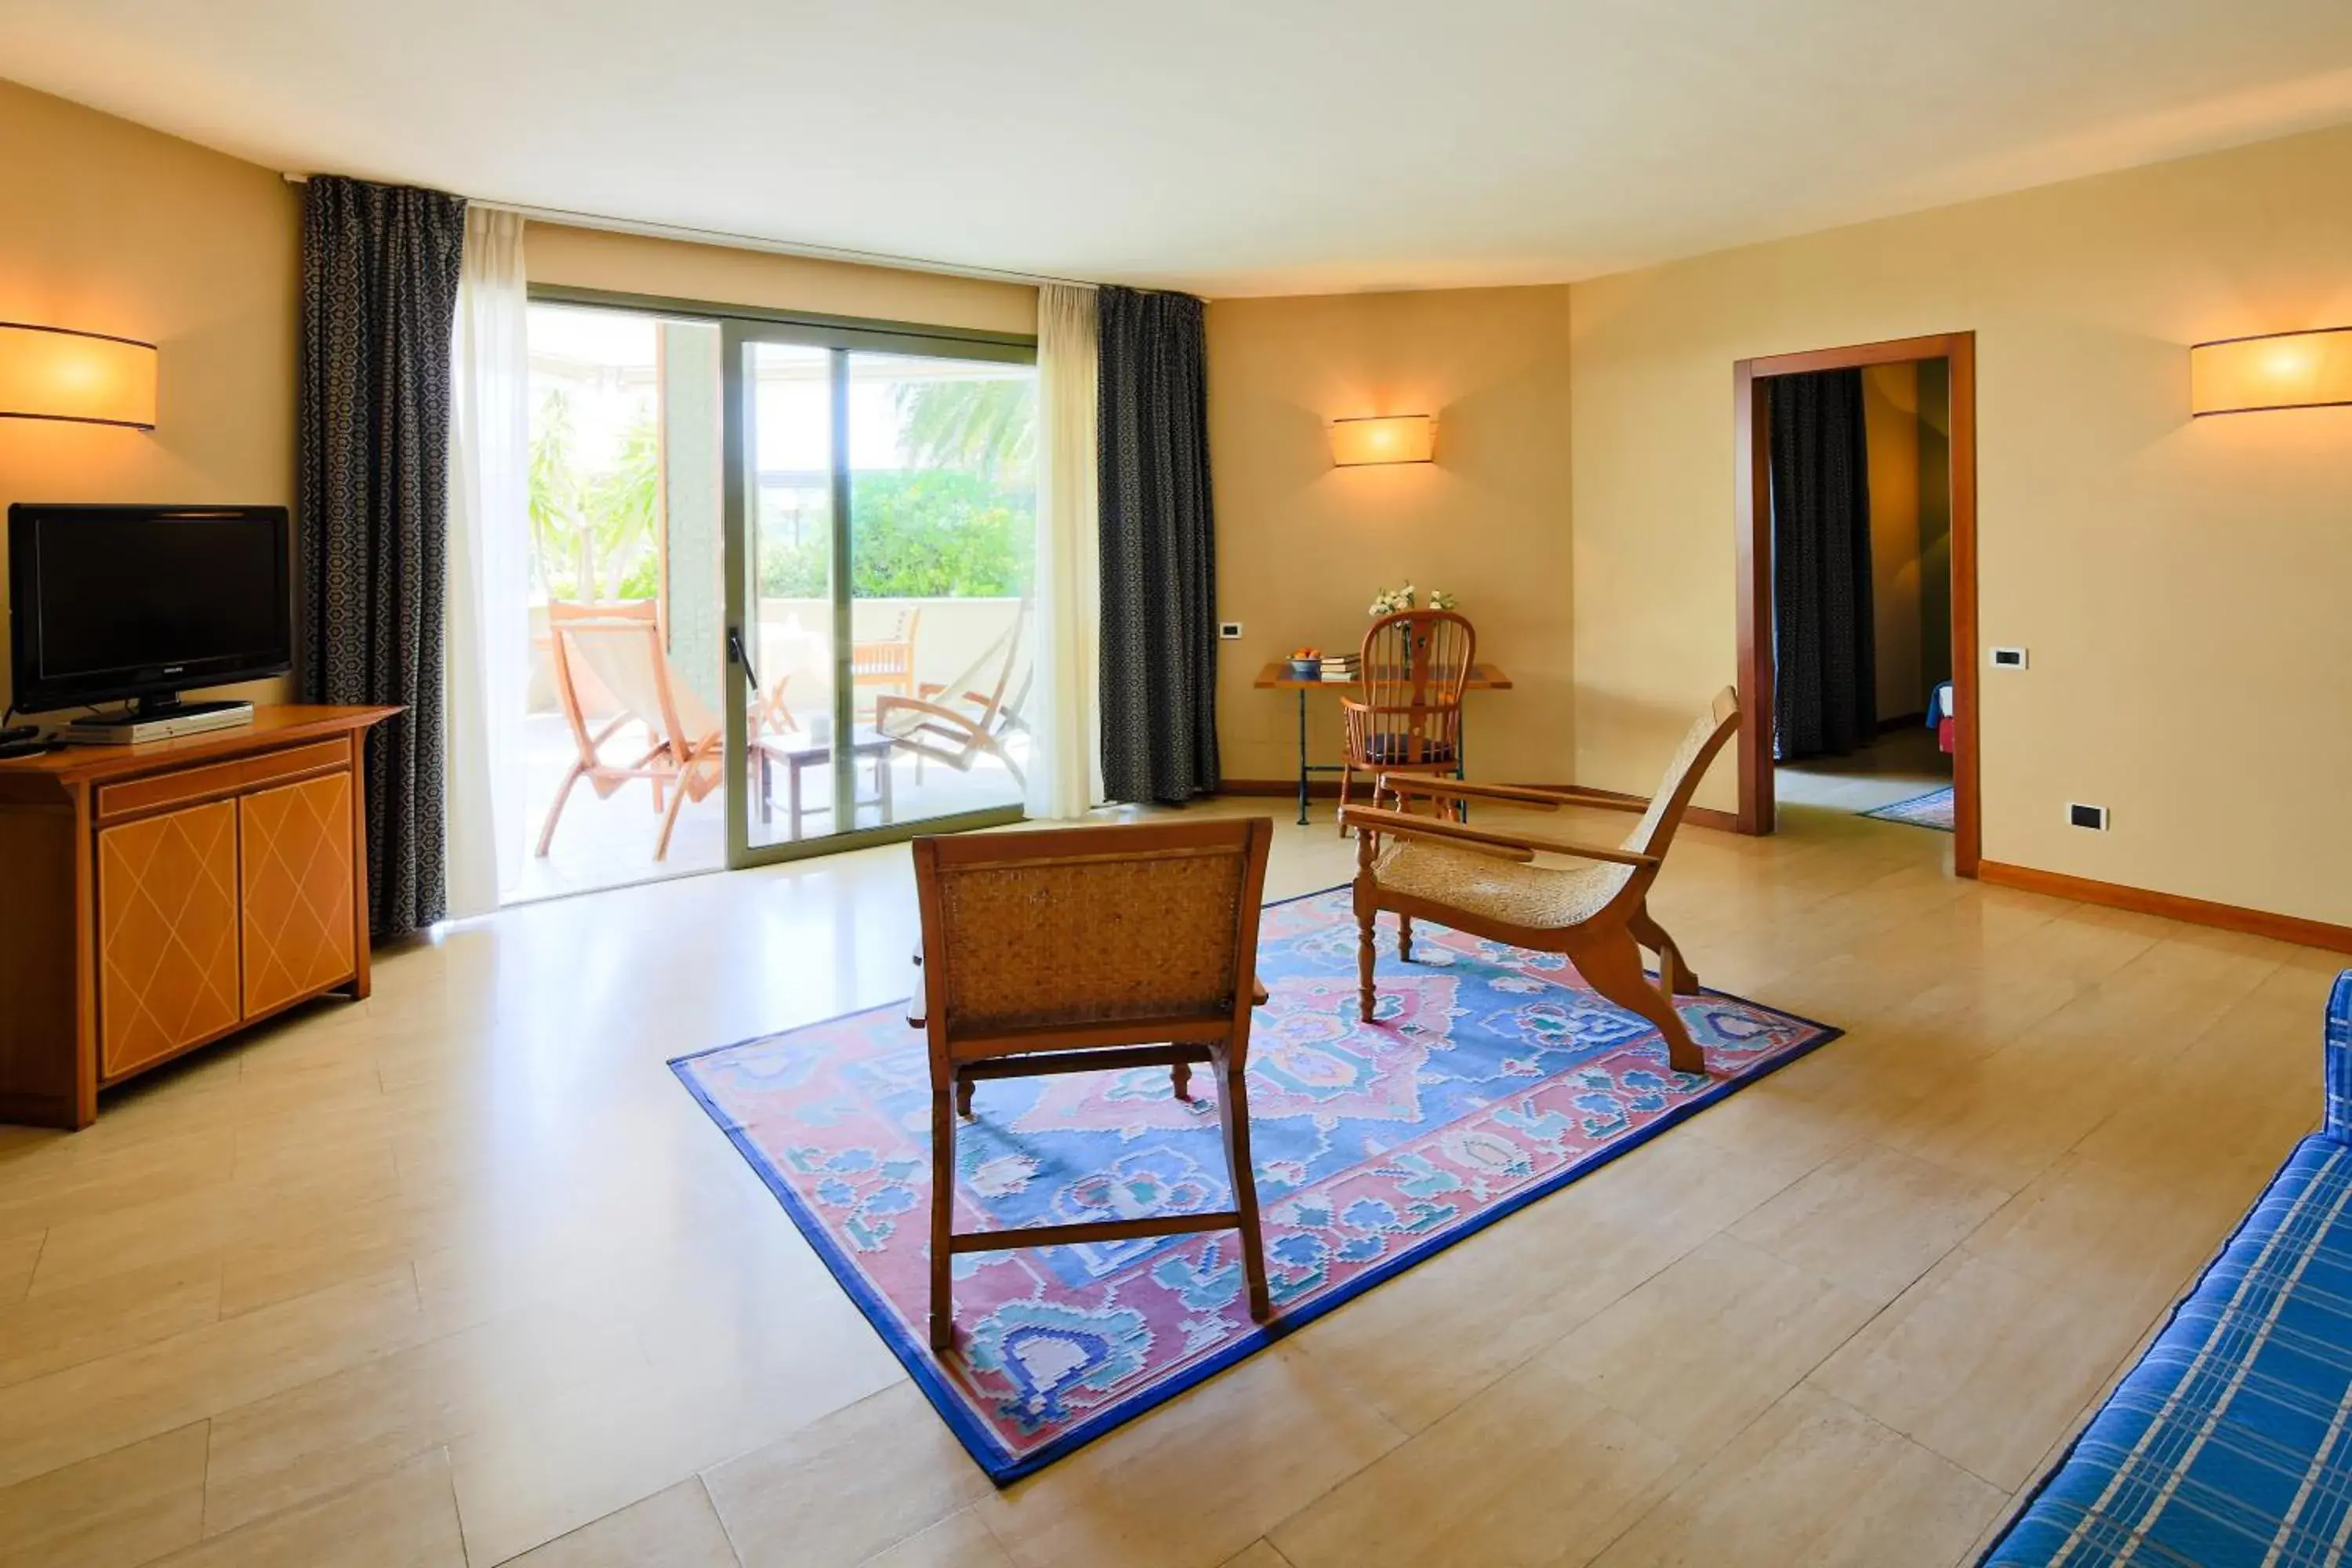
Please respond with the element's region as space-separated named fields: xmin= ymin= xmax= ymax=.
xmin=0 ymin=705 xmax=398 ymax=1128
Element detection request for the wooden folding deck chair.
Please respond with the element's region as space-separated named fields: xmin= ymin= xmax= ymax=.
xmin=1341 ymin=688 xmax=1740 ymax=1075
xmin=909 ymin=818 xmax=1276 ymax=1351
xmin=876 ymin=598 xmax=1029 ymax=788
xmin=535 ymin=600 xmax=723 ymax=862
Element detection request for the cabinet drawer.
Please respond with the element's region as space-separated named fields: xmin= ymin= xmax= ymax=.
xmin=96 ymin=739 xmax=350 ymax=822
xmin=96 ymin=800 xmax=241 ymax=1081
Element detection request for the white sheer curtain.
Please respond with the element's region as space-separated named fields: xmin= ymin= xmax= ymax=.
xmin=443 ymin=207 xmax=531 ymax=917
xmin=1026 ymin=283 xmax=1102 ymax=819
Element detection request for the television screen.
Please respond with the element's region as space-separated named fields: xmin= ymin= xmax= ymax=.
xmin=8 ymin=505 xmax=292 ymax=713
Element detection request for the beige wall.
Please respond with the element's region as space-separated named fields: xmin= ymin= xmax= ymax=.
xmin=1572 ymin=122 xmax=2352 ymax=925
xmin=1206 ymin=286 xmax=1576 ymax=786
xmin=524 ymin=223 xmax=1036 ymax=337
xmin=0 ymin=78 xmax=300 ymax=710
xmin=1860 ymin=361 xmax=1926 ymax=720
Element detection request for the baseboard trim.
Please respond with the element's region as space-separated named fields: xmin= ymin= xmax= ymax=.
xmin=1978 ymin=860 xmax=2352 ymax=956
xmin=1216 ymin=780 xmax=1740 ymax=834
xmin=1220 ymin=778 xmax=1348 ymax=800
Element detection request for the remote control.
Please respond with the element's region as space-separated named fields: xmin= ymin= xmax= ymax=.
xmin=0 ymin=737 xmax=53 ymax=760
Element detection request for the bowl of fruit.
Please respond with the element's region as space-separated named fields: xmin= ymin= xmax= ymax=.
xmin=1287 ymin=646 xmax=1322 ymax=679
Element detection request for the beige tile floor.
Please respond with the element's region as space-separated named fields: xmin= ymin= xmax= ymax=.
xmin=1776 ymin=724 xmax=1954 ymax=818
xmin=0 ymin=791 xmax=2339 ymax=1566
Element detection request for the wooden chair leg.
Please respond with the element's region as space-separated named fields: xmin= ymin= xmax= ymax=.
xmin=652 ymin=768 xmax=691 ymax=862
xmin=1628 ymin=904 xmax=1699 ymax=995
xmin=1335 ymin=764 xmax=1353 ymax=837
xmin=1354 ymin=834 xmax=1380 ymax=1024
xmin=1171 ymin=1062 xmax=1192 ymax=1102
xmin=1398 ymin=913 xmax=1415 ymax=964
xmin=1215 ymin=1049 xmax=1272 ymax=1322
xmin=534 ymin=764 xmax=586 ymax=858
xmin=956 ymin=1072 xmax=975 ymax=1119
xmin=930 ymin=1087 xmax=957 ymax=1351
xmin=1575 ymin=928 xmax=1704 ymax=1075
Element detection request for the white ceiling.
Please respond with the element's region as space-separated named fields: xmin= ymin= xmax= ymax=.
xmin=6 ymin=0 xmax=2352 ymax=296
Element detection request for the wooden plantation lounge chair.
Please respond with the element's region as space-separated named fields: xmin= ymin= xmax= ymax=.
xmin=1341 ymin=687 xmax=1741 ymax=1074
xmin=536 ymin=600 xmax=723 ymax=863
xmin=908 ymin=818 xmax=1276 ymax=1351
xmin=877 ymin=598 xmax=1029 ymax=789
xmin=1338 ymin=608 xmax=1475 ymax=834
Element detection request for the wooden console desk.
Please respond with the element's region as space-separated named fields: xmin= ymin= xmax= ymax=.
xmin=0 ymin=706 xmax=397 ymax=1128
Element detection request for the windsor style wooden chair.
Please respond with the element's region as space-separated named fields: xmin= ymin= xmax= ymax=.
xmin=1338 ymin=609 xmax=1475 ymax=833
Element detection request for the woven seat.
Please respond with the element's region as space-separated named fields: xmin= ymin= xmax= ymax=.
xmin=1374 ymin=838 xmax=1630 ymax=930
xmin=1342 ymin=688 xmax=1740 ymax=1075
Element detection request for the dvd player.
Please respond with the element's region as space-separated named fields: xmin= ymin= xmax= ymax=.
xmin=65 ymin=700 xmax=256 ymax=746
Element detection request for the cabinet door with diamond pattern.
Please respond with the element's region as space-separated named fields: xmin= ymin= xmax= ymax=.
xmin=240 ymin=772 xmax=357 ymax=1018
xmin=96 ymin=800 xmax=242 ymax=1080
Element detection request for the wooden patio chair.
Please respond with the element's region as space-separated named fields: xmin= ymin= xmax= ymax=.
xmin=1340 ymin=687 xmax=1740 ymax=1075
xmin=876 ymin=598 xmax=1029 ymax=789
xmin=1338 ymin=609 xmax=1475 ymax=833
xmin=851 ymin=608 xmax=923 ymax=710
xmin=909 ymin=817 xmax=1276 ymax=1351
xmin=535 ymin=601 xmax=723 ymax=862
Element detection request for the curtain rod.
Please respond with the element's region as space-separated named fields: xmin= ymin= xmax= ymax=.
xmin=281 ymin=172 xmax=1098 ymax=292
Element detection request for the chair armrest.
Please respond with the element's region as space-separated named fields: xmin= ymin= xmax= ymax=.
xmin=2328 ymin=971 xmax=2352 ymax=1139
xmin=1379 ymin=776 xmax=1650 ymax=814
xmin=876 ymin=695 xmax=986 ymax=739
xmin=1342 ymin=805 xmax=1660 ymax=868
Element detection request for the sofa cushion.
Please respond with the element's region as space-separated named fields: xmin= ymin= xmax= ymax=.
xmin=1984 ymin=1129 xmax=2352 ymax=1565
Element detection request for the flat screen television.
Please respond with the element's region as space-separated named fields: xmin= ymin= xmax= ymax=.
xmin=7 ymin=503 xmax=292 ymax=717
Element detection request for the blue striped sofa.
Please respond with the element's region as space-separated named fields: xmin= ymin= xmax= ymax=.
xmin=1984 ymin=970 xmax=2352 ymax=1566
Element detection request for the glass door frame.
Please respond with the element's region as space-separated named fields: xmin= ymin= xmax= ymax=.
xmin=529 ymin=285 xmax=1037 ymax=870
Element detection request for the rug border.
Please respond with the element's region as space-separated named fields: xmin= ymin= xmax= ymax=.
xmin=1861 ymin=785 xmax=1957 ymax=830
xmin=667 ymin=884 xmax=1846 ymax=1486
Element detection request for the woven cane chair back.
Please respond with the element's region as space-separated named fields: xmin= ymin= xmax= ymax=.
xmin=914 ymin=819 xmax=1272 ymax=1044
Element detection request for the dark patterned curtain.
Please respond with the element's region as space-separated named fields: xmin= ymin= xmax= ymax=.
xmin=1097 ymin=286 xmax=1220 ymax=804
xmin=298 ymin=176 xmax=466 ymax=938
xmin=1770 ymin=368 xmax=1875 ymax=761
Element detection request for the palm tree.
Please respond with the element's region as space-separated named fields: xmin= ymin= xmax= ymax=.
xmin=528 ymin=390 xmax=583 ymax=597
xmin=894 ymin=377 xmax=1036 ymax=481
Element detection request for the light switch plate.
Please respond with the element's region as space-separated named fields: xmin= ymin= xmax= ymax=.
xmin=1991 ymin=646 xmax=2028 ymax=669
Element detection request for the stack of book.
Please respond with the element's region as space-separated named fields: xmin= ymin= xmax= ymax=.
xmin=1318 ymin=654 xmax=1359 ymax=683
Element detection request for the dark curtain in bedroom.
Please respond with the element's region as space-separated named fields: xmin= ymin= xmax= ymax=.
xmin=297 ymin=176 xmax=466 ymax=939
xmin=1096 ymin=285 xmax=1220 ymax=804
xmin=1769 ymin=368 xmax=1876 ymax=761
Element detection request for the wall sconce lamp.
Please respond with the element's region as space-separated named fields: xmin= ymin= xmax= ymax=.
xmin=0 ymin=321 xmax=158 ymax=430
xmin=2190 ymin=327 xmax=2352 ymax=416
xmin=1329 ymin=414 xmax=1436 ymax=466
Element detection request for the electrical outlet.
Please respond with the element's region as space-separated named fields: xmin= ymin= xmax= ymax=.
xmin=1991 ymin=647 xmax=2028 ymax=669
xmin=2068 ymin=802 xmax=2108 ymax=831
xmin=1219 ymin=622 xmax=1243 ymax=640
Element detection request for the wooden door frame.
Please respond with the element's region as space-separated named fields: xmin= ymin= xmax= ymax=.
xmin=1733 ymin=331 xmax=1980 ymax=876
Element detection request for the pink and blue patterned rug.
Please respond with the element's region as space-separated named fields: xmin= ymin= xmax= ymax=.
xmin=670 ymin=887 xmax=1839 ymax=1483
xmin=1863 ymin=786 xmax=1956 ymax=831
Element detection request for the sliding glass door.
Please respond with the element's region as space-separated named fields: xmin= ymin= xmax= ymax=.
xmin=720 ymin=321 xmax=1037 ymax=866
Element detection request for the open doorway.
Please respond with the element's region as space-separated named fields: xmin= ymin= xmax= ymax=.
xmin=1733 ymin=333 xmax=1979 ymax=873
